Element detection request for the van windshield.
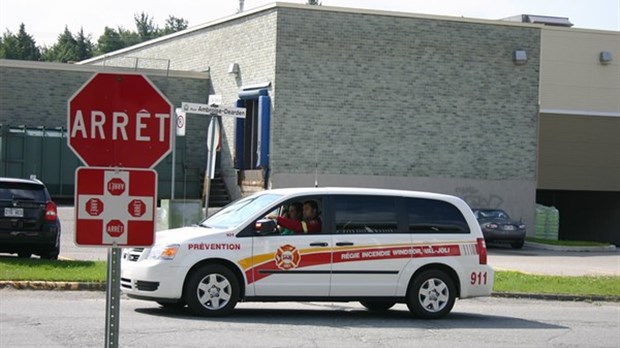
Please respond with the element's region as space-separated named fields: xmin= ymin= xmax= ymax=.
xmin=200 ymin=193 xmax=282 ymax=230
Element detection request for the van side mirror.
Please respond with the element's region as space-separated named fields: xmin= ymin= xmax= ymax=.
xmin=255 ymin=219 xmax=277 ymax=235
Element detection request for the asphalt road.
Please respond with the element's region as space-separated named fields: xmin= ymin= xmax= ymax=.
xmin=1 ymin=289 xmax=618 ymax=348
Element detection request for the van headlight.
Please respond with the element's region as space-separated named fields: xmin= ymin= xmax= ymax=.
xmin=147 ymin=244 xmax=180 ymax=260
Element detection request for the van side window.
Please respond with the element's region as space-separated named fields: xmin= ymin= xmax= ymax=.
xmin=407 ymin=198 xmax=470 ymax=233
xmin=334 ymin=195 xmax=398 ymax=234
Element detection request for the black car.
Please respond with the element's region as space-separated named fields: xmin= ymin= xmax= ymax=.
xmin=0 ymin=177 xmax=61 ymax=259
xmin=472 ymin=209 xmax=526 ymax=249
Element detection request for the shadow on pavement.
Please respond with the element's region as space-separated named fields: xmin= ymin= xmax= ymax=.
xmin=134 ymin=305 xmax=566 ymax=330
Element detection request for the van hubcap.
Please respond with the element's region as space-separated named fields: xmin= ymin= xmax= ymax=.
xmin=197 ymin=273 xmax=232 ymax=310
xmin=418 ymin=278 xmax=449 ymax=312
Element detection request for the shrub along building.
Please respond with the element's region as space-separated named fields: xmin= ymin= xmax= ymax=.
xmin=0 ymin=3 xmax=618 ymax=244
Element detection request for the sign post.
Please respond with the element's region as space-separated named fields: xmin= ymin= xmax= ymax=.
xmin=181 ymin=102 xmax=244 ymax=215
xmin=68 ymin=72 xmax=172 ymax=348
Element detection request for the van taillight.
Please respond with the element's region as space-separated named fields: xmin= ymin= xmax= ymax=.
xmin=45 ymin=201 xmax=58 ymax=221
xmin=476 ymin=238 xmax=487 ymax=265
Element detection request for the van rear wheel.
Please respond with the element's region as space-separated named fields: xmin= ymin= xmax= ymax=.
xmin=407 ymin=269 xmax=456 ymax=319
xmin=184 ymin=264 xmax=239 ymax=317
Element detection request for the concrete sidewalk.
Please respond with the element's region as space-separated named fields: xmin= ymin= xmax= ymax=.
xmin=488 ymin=244 xmax=620 ymax=276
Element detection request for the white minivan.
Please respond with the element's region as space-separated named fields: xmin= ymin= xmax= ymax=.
xmin=121 ymin=187 xmax=494 ymax=319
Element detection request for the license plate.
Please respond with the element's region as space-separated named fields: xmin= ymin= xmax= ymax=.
xmin=4 ymin=208 xmax=24 ymax=217
xmin=503 ymin=225 xmax=515 ymax=231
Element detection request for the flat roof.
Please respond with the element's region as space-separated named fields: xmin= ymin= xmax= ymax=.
xmin=1 ymin=58 xmax=209 ymax=80
xmin=80 ymin=1 xmax=548 ymax=65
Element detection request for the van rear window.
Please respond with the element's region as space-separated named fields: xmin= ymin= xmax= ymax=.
xmin=0 ymin=183 xmax=46 ymax=202
xmin=406 ymin=198 xmax=469 ymax=234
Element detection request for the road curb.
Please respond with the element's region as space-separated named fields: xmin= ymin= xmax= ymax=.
xmin=0 ymin=281 xmax=105 ymax=291
xmin=492 ymin=291 xmax=619 ymax=302
xmin=524 ymin=241 xmax=617 ymax=252
xmin=1 ymin=281 xmax=618 ymax=303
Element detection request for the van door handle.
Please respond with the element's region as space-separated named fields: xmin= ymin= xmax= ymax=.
xmin=336 ymin=242 xmax=354 ymax=246
xmin=309 ymin=242 xmax=328 ymax=247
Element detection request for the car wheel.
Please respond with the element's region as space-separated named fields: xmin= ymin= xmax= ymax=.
xmin=40 ymin=249 xmax=59 ymax=260
xmin=17 ymin=252 xmax=32 ymax=258
xmin=407 ymin=269 xmax=456 ymax=319
xmin=511 ymin=239 xmax=525 ymax=249
xmin=360 ymin=301 xmax=396 ymax=311
xmin=184 ymin=264 xmax=239 ymax=317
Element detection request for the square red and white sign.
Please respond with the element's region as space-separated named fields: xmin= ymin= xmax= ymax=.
xmin=75 ymin=167 xmax=157 ymax=247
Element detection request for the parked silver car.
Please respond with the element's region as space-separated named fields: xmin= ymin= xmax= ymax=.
xmin=472 ymin=209 xmax=526 ymax=249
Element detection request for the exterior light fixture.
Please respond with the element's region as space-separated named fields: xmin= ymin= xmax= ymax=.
xmin=228 ymin=63 xmax=240 ymax=76
xmin=600 ymin=51 xmax=613 ymax=65
xmin=513 ymin=50 xmax=527 ymax=65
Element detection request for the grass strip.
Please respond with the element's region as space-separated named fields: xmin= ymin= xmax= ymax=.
xmin=526 ymin=237 xmax=611 ymax=247
xmin=1 ymin=259 xmax=618 ymax=298
xmin=494 ymin=271 xmax=620 ymax=297
xmin=0 ymin=258 xmax=106 ymax=282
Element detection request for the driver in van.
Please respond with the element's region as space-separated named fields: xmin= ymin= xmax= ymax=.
xmin=273 ymin=200 xmax=322 ymax=234
xmin=279 ymin=202 xmax=303 ymax=235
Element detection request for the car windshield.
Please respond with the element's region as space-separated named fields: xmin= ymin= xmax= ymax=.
xmin=477 ymin=210 xmax=510 ymax=220
xmin=200 ymin=193 xmax=283 ymax=230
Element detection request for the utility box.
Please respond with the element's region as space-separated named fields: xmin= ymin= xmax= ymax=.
xmin=158 ymin=199 xmax=204 ymax=230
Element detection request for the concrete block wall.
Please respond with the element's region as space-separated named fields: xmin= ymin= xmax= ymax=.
xmin=272 ymin=7 xmax=540 ymax=181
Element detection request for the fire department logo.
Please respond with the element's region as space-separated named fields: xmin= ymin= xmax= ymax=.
xmin=275 ymin=244 xmax=301 ymax=270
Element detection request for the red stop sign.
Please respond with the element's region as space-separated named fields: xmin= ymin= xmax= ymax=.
xmin=86 ymin=198 xmax=104 ymax=216
xmin=106 ymin=220 xmax=125 ymax=238
xmin=128 ymin=199 xmax=146 ymax=217
xmin=107 ymin=178 xmax=126 ymax=196
xmin=67 ymin=73 xmax=173 ymax=168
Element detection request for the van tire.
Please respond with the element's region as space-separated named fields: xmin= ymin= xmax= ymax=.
xmin=407 ymin=269 xmax=456 ymax=319
xmin=184 ymin=264 xmax=239 ymax=317
xmin=360 ymin=301 xmax=396 ymax=311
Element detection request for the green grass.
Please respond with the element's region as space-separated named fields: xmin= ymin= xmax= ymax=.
xmin=526 ymin=237 xmax=612 ymax=247
xmin=0 ymin=258 xmax=106 ymax=282
xmin=1 ymin=259 xmax=618 ymax=298
xmin=494 ymin=271 xmax=620 ymax=297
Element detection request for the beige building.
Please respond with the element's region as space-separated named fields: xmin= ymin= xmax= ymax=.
xmin=537 ymin=26 xmax=620 ymax=243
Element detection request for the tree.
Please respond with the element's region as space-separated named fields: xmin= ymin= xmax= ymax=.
xmin=41 ymin=27 xmax=94 ymax=62
xmin=96 ymin=26 xmax=125 ymax=55
xmin=306 ymin=0 xmax=322 ymax=5
xmin=134 ymin=12 xmax=159 ymax=41
xmin=42 ymin=26 xmax=79 ymax=62
xmin=75 ymin=28 xmax=94 ymax=61
xmin=0 ymin=23 xmax=40 ymax=60
xmin=162 ymin=15 xmax=189 ymax=35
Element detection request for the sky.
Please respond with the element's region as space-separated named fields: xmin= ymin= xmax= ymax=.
xmin=1 ymin=0 xmax=619 ymax=47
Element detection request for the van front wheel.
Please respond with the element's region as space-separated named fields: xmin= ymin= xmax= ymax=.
xmin=407 ymin=270 xmax=456 ymax=319
xmin=184 ymin=264 xmax=239 ymax=317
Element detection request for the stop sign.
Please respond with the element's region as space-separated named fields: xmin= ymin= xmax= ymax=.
xmin=107 ymin=178 xmax=126 ymax=196
xmin=106 ymin=220 xmax=125 ymax=238
xmin=67 ymin=73 xmax=173 ymax=168
xmin=86 ymin=198 xmax=104 ymax=216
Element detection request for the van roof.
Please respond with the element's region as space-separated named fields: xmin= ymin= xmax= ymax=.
xmin=262 ymin=187 xmax=461 ymax=201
